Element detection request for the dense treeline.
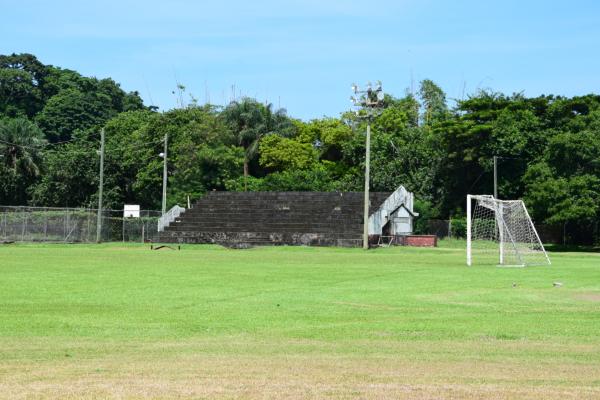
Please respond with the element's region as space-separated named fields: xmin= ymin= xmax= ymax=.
xmin=1 ymin=54 xmax=598 ymax=244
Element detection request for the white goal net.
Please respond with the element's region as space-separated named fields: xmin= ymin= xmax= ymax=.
xmin=467 ymin=195 xmax=550 ymax=266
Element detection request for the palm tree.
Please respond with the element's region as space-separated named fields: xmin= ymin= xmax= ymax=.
xmin=222 ymin=98 xmax=293 ymax=191
xmin=0 ymin=117 xmax=46 ymax=178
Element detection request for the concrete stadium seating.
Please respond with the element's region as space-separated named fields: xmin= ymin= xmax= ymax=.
xmin=159 ymin=191 xmax=390 ymax=247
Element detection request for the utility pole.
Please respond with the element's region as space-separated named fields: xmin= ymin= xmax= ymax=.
xmin=96 ymin=128 xmax=105 ymax=243
xmin=161 ymin=133 xmax=168 ymax=215
xmin=493 ymin=155 xmax=503 ymax=263
xmin=351 ymin=81 xmax=384 ymax=250
xmin=493 ymin=155 xmax=498 ymax=199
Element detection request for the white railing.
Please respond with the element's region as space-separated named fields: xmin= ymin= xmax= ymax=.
xmin=157 ymin=205 xmax=186 ymax=232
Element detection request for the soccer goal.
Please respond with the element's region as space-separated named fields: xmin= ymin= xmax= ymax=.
xmin=466 ymin=195 xmax=550 ymax=267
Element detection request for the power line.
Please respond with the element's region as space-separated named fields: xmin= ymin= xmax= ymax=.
xmin=0 ymin=136 xmax=86 ymax=150
xmin=0 ymin=135 xmax=164 ymax=154
xmin=0 ymin=138 xmax=46 ymax=151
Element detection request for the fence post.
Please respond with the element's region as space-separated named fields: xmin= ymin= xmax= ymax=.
xmin=21 ymin=207 xmax=25 ymax=241
xmin=65 ymin=209 xmax=70 ymax=242
xmin=43 ymin=207 xmax=48 ymax=240
xmin=96 ymin=128 xmax=105 ymax=243
xmin=86 ymin=209 xmax=91 ymax=242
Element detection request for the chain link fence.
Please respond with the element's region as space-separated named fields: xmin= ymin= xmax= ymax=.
xmin=424 ymin=219 xmax=597 ymax=245
xmin=4 ymin=206 xmax=589 ymax=245
xmin=0 ymin=206 xmax=161 ymax=243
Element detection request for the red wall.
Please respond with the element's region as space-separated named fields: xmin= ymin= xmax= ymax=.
xmin=397 ymin=235 xmax=437 ymax=247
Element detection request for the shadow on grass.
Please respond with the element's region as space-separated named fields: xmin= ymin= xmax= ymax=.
xmin=545 ymin=244 xmax=600 ymax=253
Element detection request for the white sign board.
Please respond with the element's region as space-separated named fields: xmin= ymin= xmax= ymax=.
xmin=123 ymin=204 xmax=140 ymax=218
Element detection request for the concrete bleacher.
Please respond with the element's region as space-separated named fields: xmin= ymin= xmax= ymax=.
xmin=159 ymin=191 xmax=390 ymax=247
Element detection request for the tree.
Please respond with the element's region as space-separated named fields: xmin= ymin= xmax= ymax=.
xmin=523 ymin=118 xmax=600 ymax=243
xmin=29 ymin=142 xmax=98 ymax=207
xmin=222 ymin=98 xmax=293 ymax=190
xmin=259 ymin=134 xmax=316 ymax=170
xmin=418 ymin=79 xmax=448 ymax=126
xmin=433 ymin=91 xmax=544 ymax=214
xmin=0 ymin=118 xmax=46 ymax=204
xmin=165 ymin=106 xmax=241 ymax=204
xmin=0 ymin=53 xmax=146 ymax=123
xmin=0 ymin=53 xmax=49 ymax=118
xmin=36 ymin=88 xmax=113 ymax=142
xmin=36 ymin=77 xmax=146 ymax=143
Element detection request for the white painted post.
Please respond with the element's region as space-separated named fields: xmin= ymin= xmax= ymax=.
xmin=466 ymin=195 xmax=472 ymax=266
xmin=521 ymin=200 xmax=551 ymax=266
xmin=498 ymin=201 xmax=504 ymax=265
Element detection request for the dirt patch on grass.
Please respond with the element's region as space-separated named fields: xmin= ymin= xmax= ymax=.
xmin=2 ymin=349 xmax=600 ymax=399
xmin=332 ymin=301 xmax=402 ymax=311
xmin=575 ymin=292 xmax=600 ymax=302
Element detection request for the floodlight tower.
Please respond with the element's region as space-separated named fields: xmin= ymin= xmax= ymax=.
xmin=351 ymin=81 xmax=385 ymax=249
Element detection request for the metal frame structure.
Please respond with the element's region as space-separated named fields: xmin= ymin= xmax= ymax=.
xmin=467 ymin=194 xmax=551 ymax=267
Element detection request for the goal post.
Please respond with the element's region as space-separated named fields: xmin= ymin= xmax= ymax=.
xmin=466 ymin=194 xmax=472 ymax=266
xmin=466 ymin=195 xmax=550 ymax=267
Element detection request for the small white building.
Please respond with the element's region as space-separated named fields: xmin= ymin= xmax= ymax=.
xmin=368 ymin=185 xmax=418 ymax=237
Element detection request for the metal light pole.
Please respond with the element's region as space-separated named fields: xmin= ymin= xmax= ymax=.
xmin=96 ymin=128 xmax=105 ymax=243
xmin=159 ymin=133 xmax=168 ymax=215
xmin=351 ymin=81 xmax=384 ymax=249
xmin=363 ymin=121 xmax=371 ymax=249
xmin=493 ymin=155 xmax=498 ymax=199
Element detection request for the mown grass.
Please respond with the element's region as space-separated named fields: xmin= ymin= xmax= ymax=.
xmin=1 ymin=241 xmax=599 ymax=398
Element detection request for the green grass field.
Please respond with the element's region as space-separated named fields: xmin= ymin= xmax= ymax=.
xmin=1 ymin=241 xmax=599 ymax=399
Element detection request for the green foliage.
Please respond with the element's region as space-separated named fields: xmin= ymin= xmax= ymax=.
xmin=412 ymin=199 xmax=437 ymax=234
xmin=221 ymin=98 xmax=295 ymax=188
xmin=36 ymin=79 xmax=145 ymax=143
xmin=0 ymin=53 xmax=48 ymax=118
xmin=1 ymin=52 xmax=599 ymax=244
xmin=418 ymin=79 xmax=448 ymax=126
xmin=35 ymin=88 xmax=111 ymax=142
xmin=369 ymin=126 xmax=441 ymax=198
xmin=29 ymin=143 xmax=98 ymax=207
xmin=152 ymin=106 xmax=240 ymax=207
xmin=296 ymin=118 xmax=353 ymax=161
xmin=226 ymin=164 xmax=338 ymax=192
xmin=0 ymin=54 xmax=145 ymax=142
xmin=259 ymin=134 xmax=316 ymax=170
xmin=450 ymin=217 xmax=467 ymax=238
xmin=0 ymin=118 xmax=45 ymax=204
xmin=525 ymin=166 xmax=600 ymax=226
xmin=523 ymin=115 xmax=600 ymax=233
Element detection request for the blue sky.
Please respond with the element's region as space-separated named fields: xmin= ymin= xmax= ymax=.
xmin=2 ymin=0 xmax=599 ymax=119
